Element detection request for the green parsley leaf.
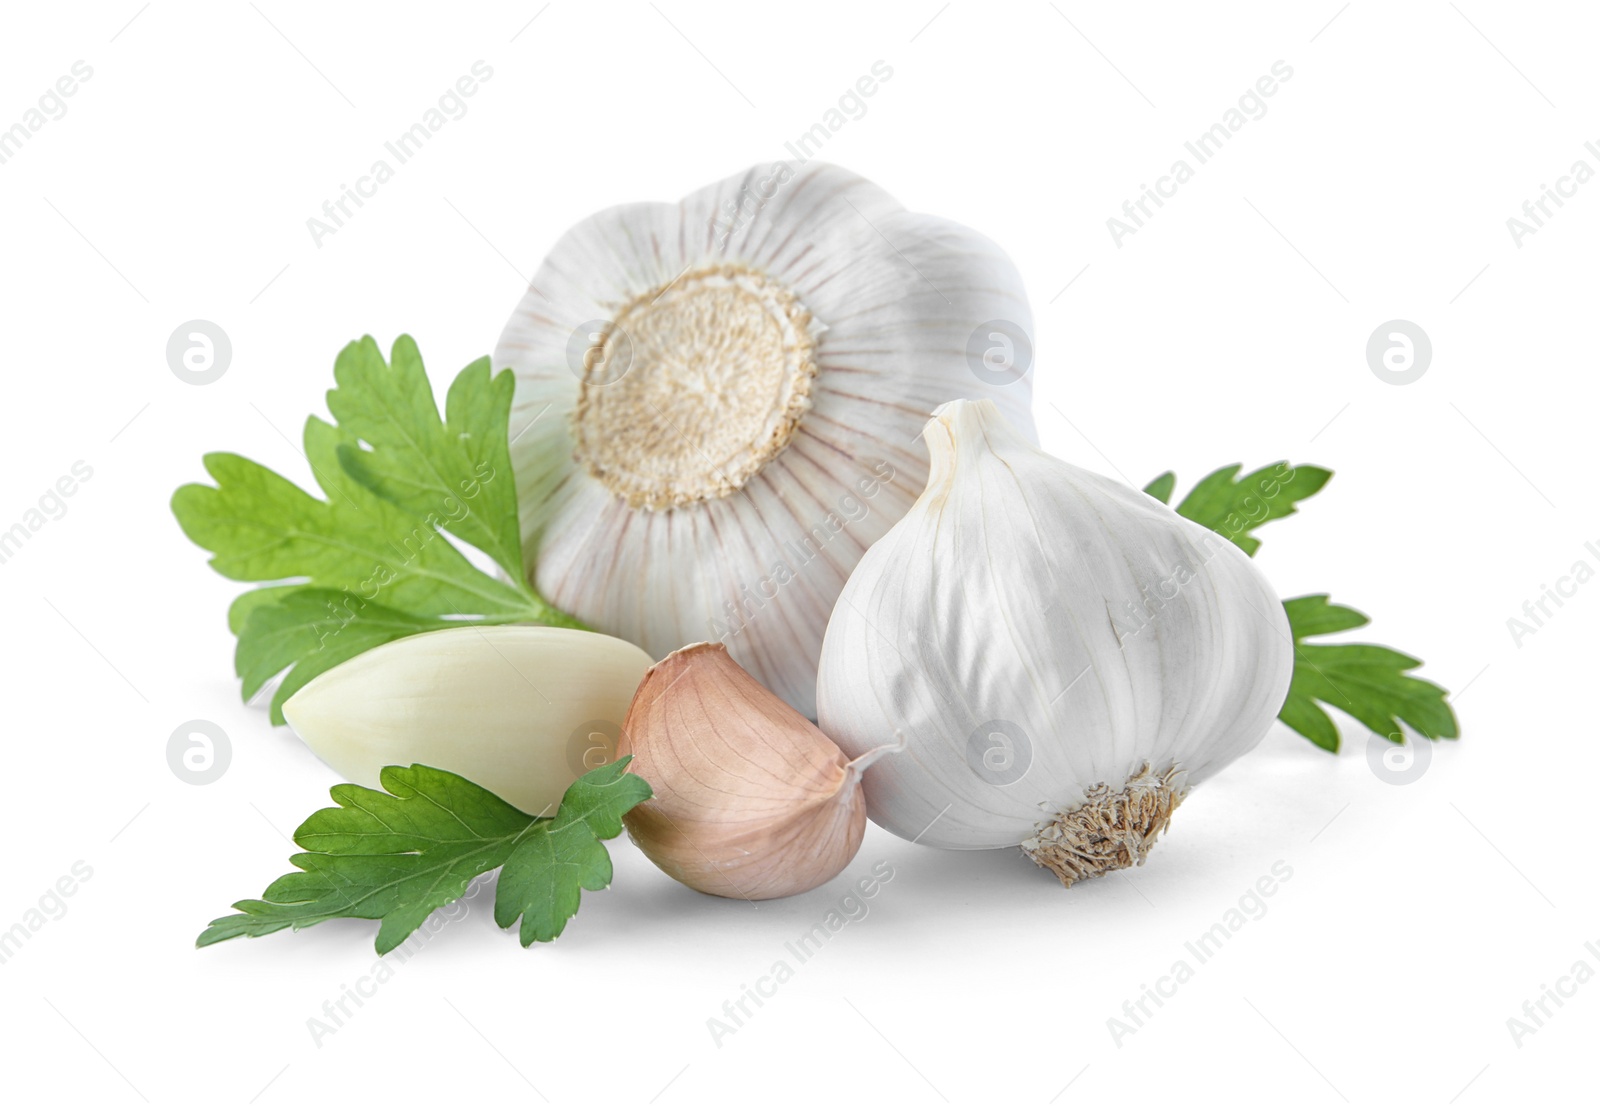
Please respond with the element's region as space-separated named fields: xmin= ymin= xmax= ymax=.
xmin=233 ymin=589 xmax=439 ymax=714
xmin=197 ymin=763 xmax=536 ymax=954
xmin=1142 ymin=471 xmax=1177 ymax=505
xmin=226 ymin=583 xmax=303 ymax=636
xmin=1279 ymin=594 xmax=1459 ymax=752
xmin=1145 ymin=464 xmax=1457 ymax=752
xmin=174 ymin=415 xmax=532 ymax=616
xmin=494 ymin=759 xmax=653 ymax=945
xmin=172 ymin=336 xmax=582 ymax=722
xmin=1156 ymin=462 xmax=1332 ymax=556
xmin=326 ymin=336 xmax=526 ymax=582
xmin=197 ymin=760 xmax=651 ymax=955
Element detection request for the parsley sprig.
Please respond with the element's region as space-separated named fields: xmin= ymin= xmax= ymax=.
xmin=172 ymin=335 xmax=583 ymax=723
xmin=1147 ymin=462 xmax=1459 ymax=752
xmin=1277 ymin=594 xmax=1458 ymax=752
xmin=198 ymin=759 xmax=650 ymax=953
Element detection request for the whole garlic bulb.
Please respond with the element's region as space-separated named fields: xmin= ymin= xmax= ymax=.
xmin=815 ymin=400 xmax=1294 ymax=886
xmin=283 ymin=626 xmax=653 ymax=815
xmin=619 ymin=643 xmax=879 ymax=900
xmin=495 ymin=162 xmax=1037 ymax=718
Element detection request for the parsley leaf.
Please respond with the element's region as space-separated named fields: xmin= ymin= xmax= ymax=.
xmin=494 ymin=760 xmax=654 ymax=945
xmin=226 ymin=583 xmax=303 ymax=636
xmin=171 ymin=336 xmax=582 ymax=723
xmin=327 ymin=336 xmax=526 ymax=582
xmin=197 ymin=760 xmax=650 ymax=954
xmin=232 ymin=589 xmax=439 ymax=714
xmin=1146 ymin=462 xmax=1332 ymax=556
xmin=173 ymin=417 xmax=526 ymax=615
xmin=1279 ymin=595 xmax=1459 ymax=752
xmin=1145 ymin=464 xmax=1458 ymax=752
xmin=1141 ymin=471 xmax=1177 ymax=506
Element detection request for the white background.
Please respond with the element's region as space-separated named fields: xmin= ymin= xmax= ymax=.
xmin=0 ymin=2 xmax=1590 ymax=1103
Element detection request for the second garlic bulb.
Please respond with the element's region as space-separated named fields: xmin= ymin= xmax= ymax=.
xmin=816 ymin=400 xmax=1294 ymax=885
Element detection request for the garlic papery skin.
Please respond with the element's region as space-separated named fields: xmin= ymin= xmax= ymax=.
xmin=815 ymin=400 xmax=1294 ymax=885
xmin=619 ymin=642 xmax=876 ymax=900
xmin=495 ymin=162 xmax=1038 ymax=719
xmin=282 ymin=626 xmax=652 ymax=816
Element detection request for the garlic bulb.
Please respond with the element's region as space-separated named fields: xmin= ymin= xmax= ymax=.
xmin=815 ymin=400 xmax=1294 ymax=886
xmin=619 ymin=642 xmax=881 ymax=900
xmin=283 ymin=626 xmax=652 ymax=815
xmin=495 ymin=162 xmax=1036 ymax=718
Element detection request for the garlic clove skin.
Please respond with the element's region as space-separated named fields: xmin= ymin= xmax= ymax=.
xmin=619 ymin=642 xmax=868 ymax=900
xmin=496 ymin=162 xmax=1038 ymax=719
xmin=283 ymin=626 xmax=653 ymax=816
xmin=816 ymin=400 xmax=1294 ymax=882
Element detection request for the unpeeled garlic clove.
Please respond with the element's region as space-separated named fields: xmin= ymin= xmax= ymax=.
xmin=618 ymin=643 xmax=874 ymax=900
xmin=283 ymin=626 xmax=653 ymax=815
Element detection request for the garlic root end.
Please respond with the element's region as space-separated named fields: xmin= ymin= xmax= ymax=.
xmin=1021 ymin=763 xmax=1186 ymax=889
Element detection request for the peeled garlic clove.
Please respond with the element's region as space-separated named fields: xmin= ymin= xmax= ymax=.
xmin=619 ymin=643 xmax=870 ymax=900
xmin=816 ymin=399 xmax=1295 ymax=886
xmin=283 ymin=626 xmax=653 ymax=815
